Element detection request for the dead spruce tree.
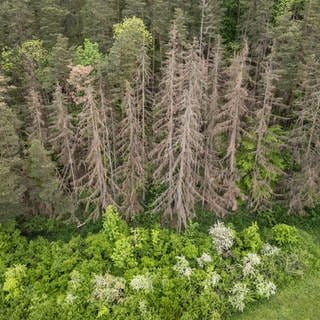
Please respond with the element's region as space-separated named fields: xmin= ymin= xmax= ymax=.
xmin=215 ymin=40 xmax=249 ymax=211
xmin=117 ymin=81 xmax=145 ymax=219
xmin=153 ymin=39 xmax=205 ymax=230
xmin=97 ymin=71 xmax=117 ymax=199
xmin=248 ymin=48 xmax=284 ymax=210
xmin=26 ymin=87 xmax=46 ymax=141
xmin=152 ymin=21 xmax=185 ymax=226
xmin=288 ymin=55 xmax=320 ymax=213
xmin=199 ymin=0 xmax=224 ymax=51
xmin=50 ymin=83 xmax=78 ymax=197
xmin=20 ymin=40 xmax=48 ymax=142
xmin=201 ymin=35 xmax=228 ymax=215
xmin=68 ymin=65 xmax=114 ymax=220
xmin=116 ymin=42 xmax=151 ymax=219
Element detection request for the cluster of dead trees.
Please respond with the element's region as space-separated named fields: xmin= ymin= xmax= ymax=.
xmin=2 ymin=1 xmax=320 ymax=229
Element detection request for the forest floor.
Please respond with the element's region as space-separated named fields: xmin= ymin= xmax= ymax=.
xmin=233 ymin=272 xmax=320 ymax=320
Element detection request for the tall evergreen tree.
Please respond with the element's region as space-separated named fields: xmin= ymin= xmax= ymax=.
xmin=0 ymin=76 xmax=25 ymax=221
xmin=25 ymin=139 xmax=73 ymax=218
xmin=123 ymin=0 xmax=147 ymax=18
xmin=0 ymin=0 xmax=33 ymax=47
xmin=38 ymin=0 xmax=68 ymax=47
xmin=81 ymin=0 xmax=122 ymax=51
xmin=273 ymin=7 xmax=303 ymax=106
xmin=43 ymin=35 xmax=72 ymax=89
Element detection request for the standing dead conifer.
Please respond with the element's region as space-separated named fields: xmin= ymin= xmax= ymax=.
xmin=115 ymin=38 xmax=151 ymax=219
xmin=199 ymin=0 xmax=224 ymax=53
xmin=97 ymin=71 xmax=117 ymax=200
xmin=26 ymin=87 xmax=46 ymax=141
xmin=249 ymin=47 xmax=284 ymax=210
xmin=153 ymin=39 xmax=206 ymax=230
xmin=201 ymin=35 xmax=228 ymax=216
xmin=68 ymin=65 xmax=114 ymax=220
xmin=152 ymin=21 xmax=185 ymax=226
xmin=214 ymin=40 xmax=249 ymax=211
xmin=50 ymin=82 xmax=78 ymax=196
xmin=117 ymin=81 xmax=146 ymax=219
xmin=288 ymin=55 xmax=320 ymax=213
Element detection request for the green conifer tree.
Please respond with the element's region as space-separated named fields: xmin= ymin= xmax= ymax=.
xmin=25 ymin=139 xmax=74 ymax=218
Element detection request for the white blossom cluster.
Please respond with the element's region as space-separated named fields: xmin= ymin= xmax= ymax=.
xmin=229 ymin=282 xmax=249 ymax=312
xmin=139 ymin=300 xmax=148 ymax=315
xmin=130 ymin=274 xmax=153 ymax=291
xmin=197 ymin=253 xmax=213 ymax=268
xmin=261 ymin=243 xmax=281 ymax=257
xmin=92 ymin=273 xmax=125 ymax=303
xmin=69 ymin=270 xmax=82 ymax=290
xmin=242 ymin=253 xmax=261 ymax=278
xmin=209 ymin=221 xmax=235 ymax=255
xmin=65 ymin=293 xmax=77 ymax=304
xmin=204 ymin=271 xmax=221 ymax=289
xmin=256 ymin=278 xmax=277 ymax=298
xmin=173 ymin=256 xmax=192 ymax=277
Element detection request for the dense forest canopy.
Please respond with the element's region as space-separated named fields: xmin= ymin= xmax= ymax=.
xmin=0 ymin=0 xmax=320 ymax=230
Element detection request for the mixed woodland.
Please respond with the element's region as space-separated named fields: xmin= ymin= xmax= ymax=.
xmin=1 ymin=0 xmax=320 ymax=229
xmin=1 ymin=0 xmax=320 ymax=319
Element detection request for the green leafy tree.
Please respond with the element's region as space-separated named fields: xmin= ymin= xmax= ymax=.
xmin=75 ymin=39 xmax=103 ymax=67
xmin=107 ymin=17 xmax=152 ymax=87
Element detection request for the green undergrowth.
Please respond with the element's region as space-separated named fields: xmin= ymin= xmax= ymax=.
xmin=1 ymin=206 xmax=320 ymax=319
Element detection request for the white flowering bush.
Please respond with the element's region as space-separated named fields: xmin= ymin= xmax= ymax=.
xmin=0 ymin=215 xmax=312 ymax=320
xmin=229 ymin=282 xmax=249 ymax=312
xmin=203 ymin=271 xmax=221 ymax=289
xmin=197 ymin=252 xmax=213 ymax=268
xmin=209 ymin=221 xmax=235 ymax=255
xmin=173 ymin=256 xmax=192 ymax=277
xmin=261 ymin=243 xmax=281 ymax=256
xmin=243 ymin=253 xmax=261 ymax=278
xmin=130 ymin=274 xmax=153 ymax=291
xmin=92 ymin=273 xmax=125 ymax=304
xmin=68 ymin=270 xmax=82 ymax=290
xmin=65 ymin=293 xmax=77 ymax=304
xmin=256 ymin=277 xmax=277 ymax=298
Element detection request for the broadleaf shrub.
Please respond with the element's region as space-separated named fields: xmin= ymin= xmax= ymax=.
xmin=0 ymin=209 xmax=318 ymax=319
xmin=272 ymin=224 xmax=299 ymax=247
